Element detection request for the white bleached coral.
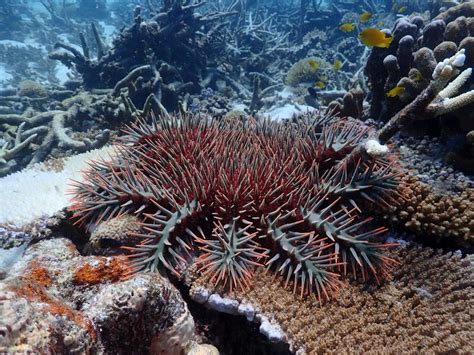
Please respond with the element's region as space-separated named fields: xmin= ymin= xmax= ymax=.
xmin=0 ymin=146 xmax=115 ymax=226
xmin=190 ymin=286 xmax=288 ymax=344
xmin=432 ymin=48 xmax=465 ymax=80
xmin=427 ymin=50 xmax=474 ymax=117
xmin=438 ymin=67 xmax=472 ymax=99
xmin=365 ymin=139 xmax=389 ymax=157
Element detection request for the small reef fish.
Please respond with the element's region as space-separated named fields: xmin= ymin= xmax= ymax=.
xmin=359 ymin=12 xmax=373 ymax=23
xmin=386 ymin=86 xmax=405 ymax=97
xmin=398 ymin=6 xmax=407 ymax=13
xmin=359 ymin=28 xmax=393 ymax=48
xmin=307 ymin=59 xmax=319 ymax=71
xmin=413 ymin=71 xmax=423 ymax=81
xmin=339 ymin=23 xmax=356 ymax=33
xmin=333 ymin=59 xmax=343 ymax=71
xmin=314 ymin=81 xmax=326 ymax=89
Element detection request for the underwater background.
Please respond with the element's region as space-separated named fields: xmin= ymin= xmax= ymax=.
xmin=0 ymin=0 xmax=473 ymax=354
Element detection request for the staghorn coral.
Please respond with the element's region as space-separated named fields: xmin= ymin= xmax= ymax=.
xmin=70 ymin=113 xmax=405 ymax=304
xmin=0 ymin=122 xmax=37 ymax=170
xmin=191 ymin=245 xmax=474 ymax=354
xmin=385 ymin=176 xmax=474 ymax=246
xmin=48 ymin=2 xmax=237 ymax=112
xmin=0 ymin=61 xmax=173 ymax=178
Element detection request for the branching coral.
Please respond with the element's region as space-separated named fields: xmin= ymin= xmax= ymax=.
xmin=0 ymin=108 xmax=110 ymax=176
xmin=364 ymin=9 xmax=474 ymax=135
xmin=0 ymin=68 xmax=166 ymax=177
xmin=385 ymin=176 xmax=474 ymax=246
xmin=48 ymin=1 xmax=237 ymax=111
xmin=0 ymin=123 xmax=37 ymax=169
xmin=70 ymin=113 xmax=404 ymax=303
xmin=345 ymin=50 xmax=474 ymax=165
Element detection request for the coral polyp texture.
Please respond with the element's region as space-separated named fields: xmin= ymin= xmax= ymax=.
xmin=70 ymin=114 xmax=404 ymax=303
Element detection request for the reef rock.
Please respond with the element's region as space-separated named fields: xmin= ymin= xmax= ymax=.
xmin=0 ymin=238 xmax=196 ymax=354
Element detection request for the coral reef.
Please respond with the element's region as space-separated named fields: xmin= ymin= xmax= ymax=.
xmin=0 ymin=238 xmax=197 ymax=354
xmin=0 ymin=0 xmax=380 ymax=176
xmin=0 ymin=92 xmax=114 ymax=176
xmin=0 ymin=1 xmax=472 ymax=354
xmin=343 ymin=50 xmax=474 ymax=172
xmin=362 ymin=5 xmax=474 ymax=172
xmin=48 ymin=2 xmax=236 ymax=111
xmin=191 ymin=245 xmax=474 ymax=353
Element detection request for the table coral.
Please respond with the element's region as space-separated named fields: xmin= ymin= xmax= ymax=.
xmin=191 ymin=245 xmax=474 ymax=354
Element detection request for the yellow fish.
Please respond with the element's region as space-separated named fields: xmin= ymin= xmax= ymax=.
xmin=307 ymin=59 xmax=319 ymax=72
xmin=413 ymin=71 xmax=423 ymax=81
xmin=339 ymin=23 xmax=355 ymax=33
xmin=359 ymin=28 xmax=393 ymax=48
xmin=398 ymin=6 xmax=407 ymax=13
xmin=359 ymin=12 xmax=372 ymax=23
xmin=333 ymin=59 xmax=343 ymax=71
xmin=386 ymin=86 xmax=405 ymax=97
xmin=314 ymin=81 xmax=326 ymax=89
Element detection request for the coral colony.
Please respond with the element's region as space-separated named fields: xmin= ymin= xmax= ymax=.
xmin=71 ymin=113 xmax=403 ymax=303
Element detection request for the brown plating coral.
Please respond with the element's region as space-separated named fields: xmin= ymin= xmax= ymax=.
xmin=70 ymin=113 xmax=405 ymax=304
xmin=204 ymin=246 xmax=473 ymax=353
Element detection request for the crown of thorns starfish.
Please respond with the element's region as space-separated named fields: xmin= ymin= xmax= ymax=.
xmin=70 ymin=113 xmax=403 ymax=304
